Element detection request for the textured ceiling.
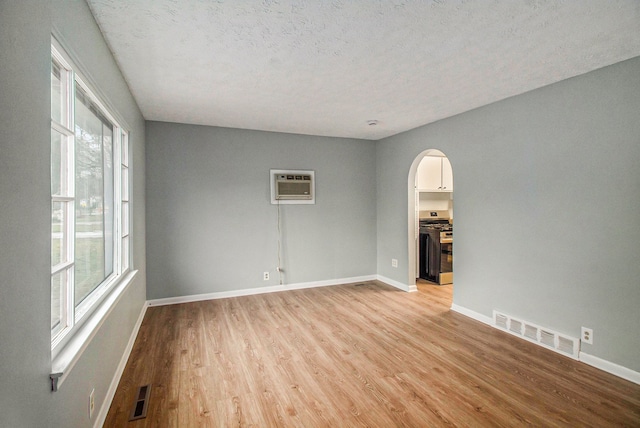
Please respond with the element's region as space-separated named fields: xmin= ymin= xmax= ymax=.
xmin=87 ymin=0 xmax=640 ymax=140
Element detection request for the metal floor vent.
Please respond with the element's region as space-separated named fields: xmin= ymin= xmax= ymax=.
xmin=492 ymin=311 xmax=579 ymax=359
xmin=129 ymin=384 xmax=151 ymax=421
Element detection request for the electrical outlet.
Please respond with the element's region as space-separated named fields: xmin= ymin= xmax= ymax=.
xmin=391 ymin=259 xmax=398 ymax=268
xmin=581 ymin=327 xmax=593 ymax=345
xmin=89 ymin=388 xmax=95 ymax=419
xmin=263 ymin=271 xmax=269 ymax=281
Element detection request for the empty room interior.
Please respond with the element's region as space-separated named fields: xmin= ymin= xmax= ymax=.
xmin=1 ymin=0 xmax=640 ymax=426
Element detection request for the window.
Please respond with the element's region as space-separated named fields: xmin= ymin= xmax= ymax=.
xmin=51 ymin=43 xmax=130 ymax=352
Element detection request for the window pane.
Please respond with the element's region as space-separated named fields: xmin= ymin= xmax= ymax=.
xmin=51 ymin=61 xmax=63 ymax=123
xmin=52 ymin=201 xmax=66 ymax=266
xmin=75 ymin=88 xmax=113 ymax=305
xmin=51 ymin=269 xmax=66 ymax=330
xmin=51 ymin=130 xmax=64 ymax=196
xmin=74 ymin=233 xmax=105 ymax=305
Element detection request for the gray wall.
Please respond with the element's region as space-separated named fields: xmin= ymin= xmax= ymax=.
xmin=376 ymin=56 xmax=640 ymax=372
xmin=1 ymin=2 xmax=637 ymax=426
xmin=146 ymin=122 xmax=376 ymax=300
xmin=0 ymin=1 xmax=146 ymax=426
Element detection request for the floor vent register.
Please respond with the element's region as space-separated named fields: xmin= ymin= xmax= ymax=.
xmin=129 ymin=384 xmax=151 ymax=421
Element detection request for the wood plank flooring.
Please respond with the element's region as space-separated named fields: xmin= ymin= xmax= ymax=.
xmin=104 ymin=281 xmax=640 ymax=427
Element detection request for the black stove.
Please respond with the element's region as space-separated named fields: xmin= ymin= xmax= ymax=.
xmin=419 ymin=218 xmax=452 ymax=232
xmin=420 ymin=222 xmax=452 ymax=232
xmin=418 ymin=213 xmax=453 ymax=284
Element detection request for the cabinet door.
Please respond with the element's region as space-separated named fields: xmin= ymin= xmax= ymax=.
xmin=417 ymin=156 xmax=443 ymax=191
xmin=441 ymin=157 xmax=453 ymax=191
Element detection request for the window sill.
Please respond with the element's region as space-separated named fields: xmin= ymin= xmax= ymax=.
xmin=50 ymin=269 xmax=138 ymax=391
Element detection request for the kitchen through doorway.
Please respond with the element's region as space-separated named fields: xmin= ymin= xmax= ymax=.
xmin=407 ymin=150 xmax=453 ymax=291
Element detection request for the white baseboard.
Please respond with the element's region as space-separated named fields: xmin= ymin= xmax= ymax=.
xmin=451 ymin=304 xmax=640 ymax=386
xmin=94 ymin=301 xmax=149 ymax=428
xmin=450 ymin=303 xmax=493 ymax=325
xmin=95 ymin=283 xmax=640 ymax=428
xmin=147 ymin=275 xmax=378 ymax=307
xmin=376 ymin=275 xmax=414 ymax=292
xmin=580 ymin=352 xmax=640 ymax=385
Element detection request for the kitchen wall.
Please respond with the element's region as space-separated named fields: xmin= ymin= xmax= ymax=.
xmin=0 ymin=1 xmax=147 ymax=426
xmin=146 ymin=121 xmax=377 ymax=300
xmin=376 ymin=56 xmax=640 ymax=373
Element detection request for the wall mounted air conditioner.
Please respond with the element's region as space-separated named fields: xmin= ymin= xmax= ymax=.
xmin=270 ymin=169 xmax=315 ymax=204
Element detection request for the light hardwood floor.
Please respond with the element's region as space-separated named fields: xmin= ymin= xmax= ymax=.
xmin=104 ymin=281 xmax=640 ymax=427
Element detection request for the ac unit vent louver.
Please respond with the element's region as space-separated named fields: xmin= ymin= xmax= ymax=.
xmin=492 ymin=311 xmax=579 ymax=359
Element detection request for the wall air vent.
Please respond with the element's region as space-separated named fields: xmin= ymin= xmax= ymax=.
xmin=540 ymin=329 xmax=556 ymax=348
xmin=523 ymin=323 xmax=538 ymax=341
xmin=270 ymin=169 xmax=315 ymax=205
xmin=557 ymin=336 xmax=576 ymax=355
xmin=495 ymin=313 xmax=508 ymax=329
xmin=509 ymin=319 xmax=523 ymax=334
xmin=492 ymin=311 xmax=579 ymax=359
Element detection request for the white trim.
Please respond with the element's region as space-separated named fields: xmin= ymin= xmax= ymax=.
xmin=376 ymin=275 xmax=415 ymax=292
xmin=407 ymin=149 xmax=451 ymax=289
xmin=450 ymin=303 xmax=494 ymax=325
xmin=51 ymin=32 xmax=132 ymax=130
xmin=451 ymin=304 xmax=640 ymax=385
xmin=51 ymin=270 xmax=138 ymax=389
xmin=96 ymin=280 xmax=640 ymax=427
xmin=147 ymin=275 xmax=378 ymax=307
xmin=94 ymin=300 xmax=148 ymax=428
xmin=579 ymin=352 xmax=640 ymax=385
xmin=50 ymin=39 xmax=132 ymax=358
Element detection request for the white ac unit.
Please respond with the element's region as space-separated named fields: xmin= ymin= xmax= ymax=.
xmin=270 ymin=169 xmax=315 ymax=204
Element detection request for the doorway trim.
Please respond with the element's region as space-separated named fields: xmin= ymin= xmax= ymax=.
xmin=407 ymin=149 xmax=449 ymax=289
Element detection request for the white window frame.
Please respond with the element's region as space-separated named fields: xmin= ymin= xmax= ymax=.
xmin=50 ymin=39 xmax=131 ymax=362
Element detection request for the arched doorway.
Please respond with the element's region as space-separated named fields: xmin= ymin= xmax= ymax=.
xmin=407 ymin=149 xmax=453 ymax=289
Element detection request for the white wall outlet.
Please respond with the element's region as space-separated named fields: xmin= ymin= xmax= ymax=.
xmin=391 ymin=259 xmax=398 ymax=268
xmin=89 ymin=388 xmax=95 ymax=419
xmin=263 ymin=271 xmax=269 ymax=281
xmin=581 ymin=327 xmax=593 ymax=345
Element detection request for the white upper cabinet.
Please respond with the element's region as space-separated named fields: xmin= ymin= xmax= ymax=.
xmin=417 ymin=155 xmax=453 ymax=192
xmin=417 ymin=156 xmax=442 ymax=190
xmin=441 ymin=157 xmax=453 ymax=191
